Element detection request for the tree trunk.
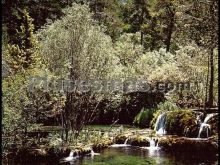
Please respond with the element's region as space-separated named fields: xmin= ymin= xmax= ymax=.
xmin=61 ymin=112 xmax=64 ymax=141
xmin=204 ymin=51 xmax=210 ymax=111
xmin=207 ymin=48 xmax=214 ymax=108
xmin=140 ymin=7 xmax=144 ymax=45
xmin=165 ymin=12 xmax=175 ymax=52
xmin=141 ymin=31 xmax=143 ymax=46
xmin=65 ymin=124 xmax=68 ymax=142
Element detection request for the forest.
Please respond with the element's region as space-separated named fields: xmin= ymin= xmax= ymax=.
xmin=2 ymin=0 xmax=218 ymax=164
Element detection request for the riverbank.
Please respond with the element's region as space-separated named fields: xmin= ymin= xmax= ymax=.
xmin=3 ymin=128 xmax=218 ymax=164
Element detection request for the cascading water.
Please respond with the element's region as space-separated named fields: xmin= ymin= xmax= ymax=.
xmin=60 ymin=151 xmax=76 ymax=163
xmin=154 ymin=113 xmax=167 ymax=135
xmin=90 ymin=149 xmax=100 ymax=159
xmin=111 ymin=138 xmax=131 ymax=147
xmin=194 ymin=111 xmax=204 ymax=125
xmin=149 ymin=139 xmax=155 ymax=147
xmin=141 ymin=138 xmax=160 ymax=151
xmin=75 ymin=150 xmax=79 ymax=158
xmin=198 ymin=113 xmax=218 ymax=138
xmin=124 ymin=138 xmax=128 ymax=145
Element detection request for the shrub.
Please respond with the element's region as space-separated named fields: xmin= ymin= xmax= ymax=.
xmin=165 ymin=109 xmax=198 ymax=137
xmin=150 ymin=101 xmax=179 ymax=129
xmin=133 ymin=108 xmax=156 ymax=128
xmin=157 ymin=101 xmax=179 ymax=112
xmin=150 ymin=110 xmax=163 ymax=129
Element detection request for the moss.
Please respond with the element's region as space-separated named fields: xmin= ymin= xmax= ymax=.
xmin=133 ymin=108 xmax=156 ymax=128
xmin=93 ymin=139 xmax=113 ymax=152
xmin=159 ymin=137 xmax=218 ymax=159
xmin=150 ymin=110 xmax=163 ymax=129
xmin=130 ymin=137 xmax=149 ymax=146
xmin=165 ymin=109 xmax=198 ymax=137
xmin=207 ymin=115 xmax=218 ymax=135
xmin=114 ymin=135 xmax=127 ymax=144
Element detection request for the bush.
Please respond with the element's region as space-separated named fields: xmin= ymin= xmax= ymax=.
xmin=157 ymin=101 xmax=179 ymax=111
xmin=150 ymin=110 xmax=163 ymax=129
xmin=150 ymin=101 xmax=179 ymax=129
xmin=165 ymin=109 xmax=198 ymax=137
xmin=133 ymin=108 xmax=156 ymax=128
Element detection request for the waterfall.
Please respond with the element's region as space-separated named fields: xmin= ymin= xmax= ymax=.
xmin=111 ymin=138 xmax=131 ymax=147
xmin=154 ymin=113 xmax=166 ymax=135
xmin=149 ymin=139 xmax=156 ymax=147
xmin=203 ymin=113 xmax=217 ymax=123
xmin=141 ymin=138 xmax=160 ymax=151
xmin=198 ymin=113 xmax=218 ymax=138
xmin=194 ymin=111 xmax=203 ymax=125
xmin=124 ymin=138 xmax=129 ymax=145
xmin=75 ymin=150 xmax=79 ymax=157
xmin=90 ymin=149 xmax=100 ymax=157
xmin=60 ymin=150 xmax=75 ymax=163
xmin=69 ymin=151 xmax=74 ymax=157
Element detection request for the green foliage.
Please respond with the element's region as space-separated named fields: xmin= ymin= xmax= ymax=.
xmin=133 ymin=108 xmax=156 ymax=128
xmin=4 ymin=9 xmax=39 ymax=72
xmin=165 ymin=109 xmax=198 ymax=136
xmin=150 ymin=101 xmax=179 ymax=129
xmin=150 ymin=110 xmax=163 ymax=129
xmin=38 ymin=3 xmax=126 ymax=140
xmin=2 ymin=9 xmax=63 ymax=151
xmin=2 ymin=0 xmax=219 ymax=153
xmin=157 ymin=101 xmax=179 ymax=112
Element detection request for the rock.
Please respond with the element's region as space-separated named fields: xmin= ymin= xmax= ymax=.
xmin=207 ymin=115 xmax=218 ymax=135
xmin=114 ymin=135 xmax=127 ymax=144
xmin=130 ymin=137 xmax=149 ymax=146
xmin=158 ymin=136 xmax=218 ymax=159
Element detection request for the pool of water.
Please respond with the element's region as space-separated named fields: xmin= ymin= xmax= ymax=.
xmin=59 ymin=146 xmax=217 ymax=165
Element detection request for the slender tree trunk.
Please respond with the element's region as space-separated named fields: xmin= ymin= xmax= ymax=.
xmin=140 ymin=7 xmax=144 ymax=45
xmin=165 ymin=12 xmax=175 ymax=52
xmin=141 ymin=31 xmax=144 ymax=46
xmin=207 ymin=48 xmax=214 ymax=108
xmin=204 ymin=51 xmax=210 ymax=111
xmin=61 ymin=112 xmax=64 ymax=141
xmin=150 ymin=18 xmax=157 ymax=51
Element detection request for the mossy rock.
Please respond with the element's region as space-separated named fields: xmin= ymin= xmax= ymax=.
xmin=165 ymin=109 xmax=199 ymax=137
xmin=114 ymin=135 xmax=127 ymax=144
xmin=207 ymin=115 xmax=218 ymax=135
xmin=92 ymin=140 xmax=113 ymax=152
xmin=130 ymin=137 xmax=149 ymax=146
xmin=159 ymin=137 xmax=218 ymax=158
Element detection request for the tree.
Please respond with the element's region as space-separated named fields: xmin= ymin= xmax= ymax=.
xmin=2 ymin=9 xmax=62 ymax=150
xmin=87 ymin=0 xmax=124 ymax=41
xmin=38 ymin=3 xmax=123 ymax=142
xmin=4 ymin=9 xmax=38 ymax=72
xmin=150 ymin=0 xmax=177 ymax=52
xmin=176 ymin=0 xmax=218 ymax=108
xmin=120 ymin=0 xmax=151 ymax=46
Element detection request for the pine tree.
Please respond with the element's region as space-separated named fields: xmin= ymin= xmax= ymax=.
xmin=4 ymin=9 xmax=38 ymax=72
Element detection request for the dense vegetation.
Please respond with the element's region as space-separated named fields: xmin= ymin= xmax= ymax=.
xmin=2 ymin=0 xmax=218 ymax=157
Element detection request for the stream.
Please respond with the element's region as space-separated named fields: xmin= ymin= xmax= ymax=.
xmin=60 ymin=146 xmax=216 ymax=165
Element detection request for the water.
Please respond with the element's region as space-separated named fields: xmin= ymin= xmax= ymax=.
xmin=141 ymin=139 xmax=160 ymax=152
xmin=89 ymin=149 xmax=100 ymax=159
xmin=58 ymin=147 xmax=216 ymax=165
xmin=6 ymin=145 xmax=217 ymax=165
xmin=60 ymin=151 xmax=78 ymax=164
xmin=110 ymin=138 xmax=131 ymax=147
xmin=154 ymin=113 xmax=166 ymax=135
xmin=124 ymin=138 xmax=128 ymax=144
xmin=198 ymin=113 xmax=218 ymax=138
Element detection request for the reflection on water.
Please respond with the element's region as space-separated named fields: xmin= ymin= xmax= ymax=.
xmin=59 ymin=146 xmax=217 ymax=165
xmin=8 ymin=146 xmax=217 ymax=165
